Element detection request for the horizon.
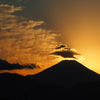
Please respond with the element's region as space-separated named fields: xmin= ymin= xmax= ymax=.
xmin=0 ymin=58 xmax=99 ymax=76
xmin=0 ymin=0 xmax=100 ymax=75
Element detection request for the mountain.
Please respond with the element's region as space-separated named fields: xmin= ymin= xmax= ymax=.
xmin=1 ymin=59 xmax=100 ymax=100
xmin=27 ymin=60 xmax=100 ymax=89
xmin=0 ymin=73 xmax=66 ymax=100
xmin=67 ymin=81 xmax=100 ymax=100
xmin=0 ymin=73 xmax=40 ymax=100
xmin=1 ymin=73 xmax=100 ymax=100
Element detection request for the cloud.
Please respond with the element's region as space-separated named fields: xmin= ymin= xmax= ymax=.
xmin=0 ymin=0 xmax=31 ymax=3
xmin=0 ymin=4 xmax=60 ymax=68
xmin=51 ymin=47 xmax=81 ymax=59
xmin=0 ymin=59 xmax=39 ymax=70
xmin=0 ymin=4 xmax=23 ymax=13
xmin=17 ymin=0 xmax=31 ymax=3
xmin=55 ymin=44 xmax=67 ymax=49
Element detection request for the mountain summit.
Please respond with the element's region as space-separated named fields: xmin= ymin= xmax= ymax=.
xmin=27 ymin=60 xmax=100 ymax=89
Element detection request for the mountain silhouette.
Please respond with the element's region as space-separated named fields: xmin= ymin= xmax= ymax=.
xmin=67 ymin=81 xmax=100 ymax=100
xmin=0 ymin=73 xmax=66 ymax=100
xmin=1 ymin=60 xmax=100 ymax=100
xmin=1 ymin=73 xmax=100 ymax=100
xmin=27 ymin=60 xmax=100 ymax=89
xmin=0 ymin=73 xmax=40 ymax=100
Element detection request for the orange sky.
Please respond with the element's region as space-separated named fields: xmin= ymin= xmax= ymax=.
xmin=0 ymin=1 xmax=100 ymax=75
xmin=59 ymin=3 xmax=100 ymax=74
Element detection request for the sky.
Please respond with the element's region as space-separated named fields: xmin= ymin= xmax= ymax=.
xmin=0 ymin=0 xmax=100 ymax=75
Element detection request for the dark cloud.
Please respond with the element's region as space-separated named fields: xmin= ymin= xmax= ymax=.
xmin=0 ymin=59 xmax=39 ymax=70
xmin=55 ymin=44 xmax=67 ymax=49
xmin=51 ymin=49 xmax=81 ymax=59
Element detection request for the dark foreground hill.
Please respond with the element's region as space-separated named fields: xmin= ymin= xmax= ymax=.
xmin=67 ymin=81 xmax=100 ymax=100
xmin=0 ymin=73 xmax=66 ymax=100
xmin=0 ymin=73 xmax=100 ymax=100
xmin=27 ymin=60 xmax=100 ymax=89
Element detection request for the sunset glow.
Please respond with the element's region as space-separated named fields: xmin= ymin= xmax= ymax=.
xmin=0 ymin=0 xmax=100 ymax=75
xmin=1 ymin=1 xmax=100 ymax=100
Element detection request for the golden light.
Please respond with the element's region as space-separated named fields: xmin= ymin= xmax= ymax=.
xmin=62 ymin=28 xmax=100 ymax=74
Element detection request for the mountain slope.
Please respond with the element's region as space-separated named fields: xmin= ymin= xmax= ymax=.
xmin=27 ymin=60 xmax=100 ymax=88
xmin=67 ymin=81 xmax=100 ymax=100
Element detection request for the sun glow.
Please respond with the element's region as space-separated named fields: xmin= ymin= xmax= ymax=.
xmin=63 ymin=33 xmax=100 ymax=74
xmin=1 ymin=1 xmax=100 ymax=75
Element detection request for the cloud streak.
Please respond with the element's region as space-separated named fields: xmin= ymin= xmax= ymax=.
xmin=0 ymin=4 xmax=23 ymax=13
xmin=0 ymin=59 xmax=39 ymax=70
xmin=0 ymin=4 xmax=60 ymax=68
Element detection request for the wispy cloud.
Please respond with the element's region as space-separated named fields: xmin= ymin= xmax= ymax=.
xmin=0 ymin=4 xmax=23 ymax=13
xmin=0 ymin=0 xmax=31 ymax=3
xmin=17 ymin=0 xmax=31 ymax=3
xmin=0 ymin=4 xmax=60 ymax=68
